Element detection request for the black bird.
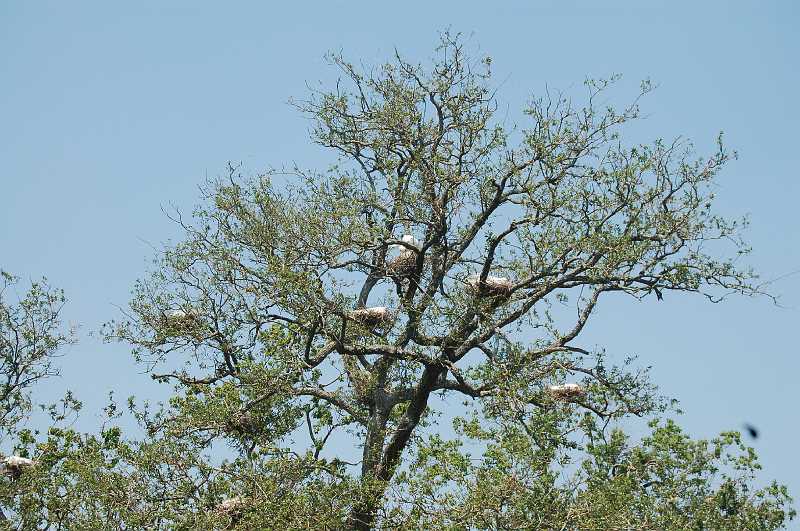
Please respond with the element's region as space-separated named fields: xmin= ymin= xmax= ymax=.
xmin=743 ymin=423 xmax=759 ymax=440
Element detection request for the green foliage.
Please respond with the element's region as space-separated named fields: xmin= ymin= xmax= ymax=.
xmin=383 ymin=416 xmax=794 ymax=530
xmin=1 ymin=411 xmax=792 ymax=529
xmin=0 ymin=272 xmax=76 ymax=438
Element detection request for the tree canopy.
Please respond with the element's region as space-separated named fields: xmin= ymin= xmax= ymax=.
xmin=0 ymin=34 xmax=794 ymax=530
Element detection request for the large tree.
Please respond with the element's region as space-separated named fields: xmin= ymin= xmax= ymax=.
xmin=0 ymin=34 xmax=793 ymax=529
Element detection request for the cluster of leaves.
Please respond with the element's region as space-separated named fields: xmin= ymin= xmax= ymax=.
xmin=1 ymin=424 xmax=357 ymax=529
xmin=0 ymin=410 xmax=793 ymax=529
xmin=391 ymin=414 xmax=793 ymax=529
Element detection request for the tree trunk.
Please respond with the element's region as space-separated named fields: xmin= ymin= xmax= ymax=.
xmin=346 ymin=365 xmax=444 ymax=530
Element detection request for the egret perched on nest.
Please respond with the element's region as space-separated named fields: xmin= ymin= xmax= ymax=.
xmin=216 ymin=496 xmax=246 ymax=515
xmin=163 ymin=307 xmax=201 ymax=323
xmin=1 ymin=455 xmax=36 ymax=479
xmin=466 ymin=274 xmax=514 ymax=297
xmin=547 ymin=383 xmax=585 ymax=401
xmin=349 ymin=306 xmax=392 ymax=327
xmin=386 ymin=234 xmax=420 ymax=278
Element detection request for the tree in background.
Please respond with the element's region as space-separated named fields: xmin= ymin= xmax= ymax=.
xmin=0 ymin=271 xmax=76 ymax=521
xmin=0 ymin=272 xmax=76 ymax=437
xmin=0 ymin=34 xmax=794 ymax=529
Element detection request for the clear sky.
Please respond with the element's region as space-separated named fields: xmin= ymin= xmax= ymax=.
xmin=2 ymin=0 xmax=799 ymax=518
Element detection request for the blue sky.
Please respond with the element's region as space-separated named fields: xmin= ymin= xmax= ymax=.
xmin=2 ymin=0 xmax=799 ymax=515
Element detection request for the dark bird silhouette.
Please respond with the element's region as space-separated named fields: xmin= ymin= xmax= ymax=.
xmin=743 ymin=423 xmax=759 ymax=440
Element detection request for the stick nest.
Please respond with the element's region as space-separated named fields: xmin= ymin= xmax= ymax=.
xmin=467 ymin=275 xmax=514 ymax=297
xmin=547 ymin=383 xmax=585 ymax=401
xmin=349 ymin=306 xmax=392 ymax=327
xmin=386 ymin=250 xmax=417 ymax=278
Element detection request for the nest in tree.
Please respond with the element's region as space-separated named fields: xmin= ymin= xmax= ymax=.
xmin=385 ymin=235 xmax=420 ymax=279
xmin=349 ymin=306 xmax=391 ymax=327
xmin=224 ymin=411 xmax=262 ymax=436
xmin=215 ymin=496 xmax=247 ymax=517
xmin=163 ymin=308 xmax=201 ymax=326
xmin=386 ymin=249 xmax=417 ymax=278
xmin=162 ymin=308 xmax=207 ymax=341
xmin=467 ymin=275 xmax=513 ymax=297
xmin=1 ymin=456 xmax=36 ymax=479
xmin=547 ymin=383 xmax=585 ymax=401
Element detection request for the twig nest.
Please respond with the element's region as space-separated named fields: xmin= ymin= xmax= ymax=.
xmin=224 ymin=410 xmax=261 ymax=436
xmin=467 ymin=275 xmax=513 ymax=297
xmin=1 ymin=455 xmax=36 ymax=478
xmin=163 ymin=308 xmax=202 ymax=328
xmin=387 ymin=235 xmax=421 ymax=278
xmin=386 ymin=249 xmax=417 ymax=278
xmin=547 ymin=383 xmax=585 ymax=401
xmin=216 ymin=496 xmax=246 ymax=515
xmin=162 ymin=309 xmax=204 ymax=339
xmin=349 ymin=306 xmax=391 ymax=327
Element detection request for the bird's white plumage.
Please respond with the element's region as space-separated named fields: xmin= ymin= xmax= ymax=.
xmin=547 ymin=383 xmax=585 ymax=400
xmin=1 ymin=455 xmax=36 ymax=477
xmin=350 ymin=306 xmax=391 ymax=325
xmin=216 ymin=496 xmax=245 ymax=514
xmin=164 ymin=308 xmax=199 ymax=321
xmin=390 ymin=234 xmax=420 ymax=252
xmin=466 ymin=275 xmax=513 ymax=294
xmin=3 ymin=456 xmax=35 ymax=468
xmin=164 ymin=309 xmax=187 ymax=320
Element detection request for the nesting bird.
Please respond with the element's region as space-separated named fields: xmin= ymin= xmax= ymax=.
xmin=393 ymin=234 xmax=420 ymax=250
xmin=224 ymin=410 xmax=261 ymax=436
xmin=547 ymin=383 xmax=585 ymax=400
xmin=466 ymin=275 xmax=514 ymax=297
xmin=161 ymin=308 xmax=205 ymax=341
xmin=164 ymin=309 xmax=187 ymax=320
xmin=163 ymin=308 xmax=201 ymax=322
xmin=163 ymin=308 xmax=204 ymax=329
xmin=216 ymin=497 xmax=246 ymax=515
xmin=215 ymin=496 xmax=247 ymax=526
xmin=1 ymin=455 xmax=36 ymax=479
xmin=386 ymin=235 xmax=420 ymax=278
xmin=349 ymin=306 xmax=392 ymax=327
